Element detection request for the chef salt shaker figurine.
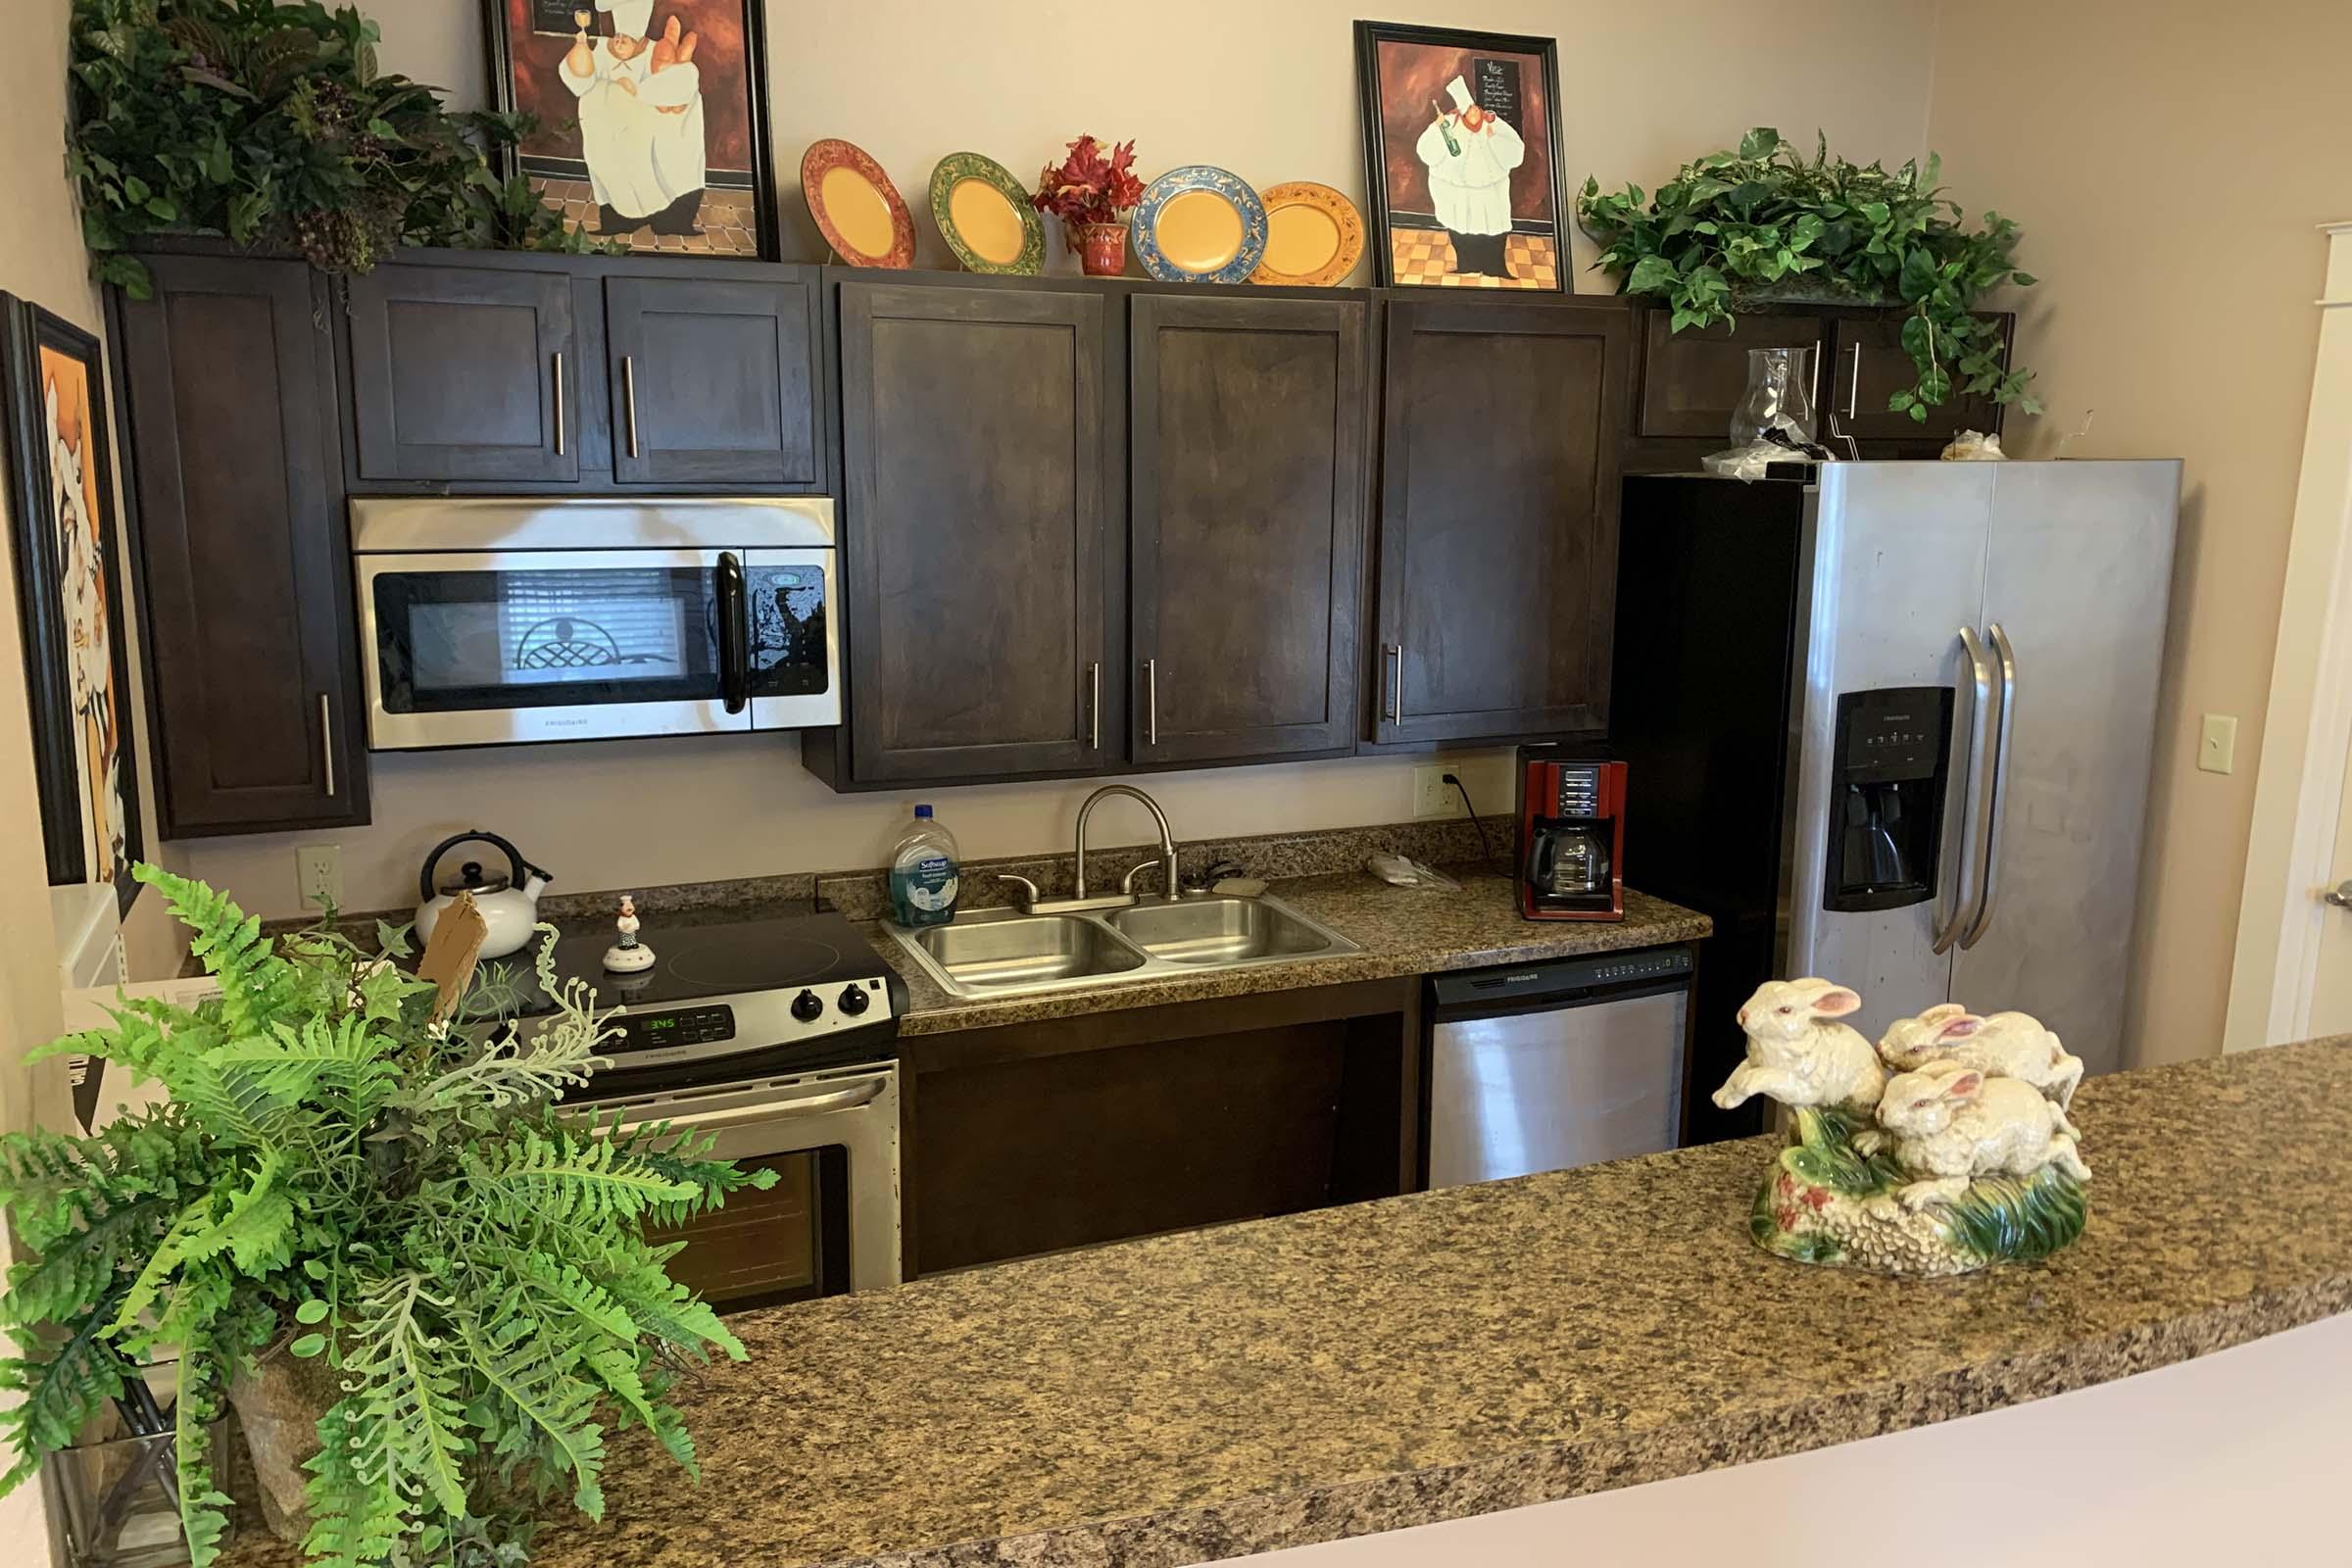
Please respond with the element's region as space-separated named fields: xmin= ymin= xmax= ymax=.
xmin=604 ymin=893 xmax=656 ymax=973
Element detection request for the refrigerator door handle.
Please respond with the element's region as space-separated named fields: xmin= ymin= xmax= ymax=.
xmin=1960 ymin=623 xmax=2019 ymax=949
xmin=1933 ymin=626 xmax=1997 ymax=956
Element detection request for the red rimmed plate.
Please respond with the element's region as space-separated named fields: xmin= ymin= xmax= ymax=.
xmin=802 ymin=140 xmax=915 ymax=269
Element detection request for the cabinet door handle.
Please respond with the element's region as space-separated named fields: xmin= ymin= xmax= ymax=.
xmin=1845 ymin=342 xmax=1862 ymax=420
xmin=552 ymin=351 xmax=566 ymax=456
xmin=318 ymin=694 xmax=335 ymax=798
xmin=1087 ymin=661 xmax=1101 ymax=751
xmin=622 ymin=354 xmax=641 ymax=460
xmin=1384 ymin=644 xmax=1404 ymax=724
xmin=1146 ymin=658 xmax=1159 ymax=746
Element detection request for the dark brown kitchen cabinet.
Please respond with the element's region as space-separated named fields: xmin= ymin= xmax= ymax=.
xmin=1824 ymin=311 xmax=2014 ymax=442
xmin=1370 ymin=295 xmax=1632 ymax=745
xmin=110 ymin=254 xmax=368 ymax=836
xmin=346 ymin=261 xmax=588 ymax=483
xmin=604 ymin=272 xmax=823 ymax=488
xmin=838 ymin=281 xmax=1113 ymax=782
xmin=1129 ymin=294 xmax=1367 ymax=765
xmin=1634 ymin=307 xmax=1827 ymax=439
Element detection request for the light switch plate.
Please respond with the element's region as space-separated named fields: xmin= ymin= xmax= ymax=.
xmin=297 ymin=844 xmax=344 ymax=910
xmin=1412 ymin=765 xmax=1465 ymax=820
xmin=2197 ymin=714 xmax=2239 ymax=775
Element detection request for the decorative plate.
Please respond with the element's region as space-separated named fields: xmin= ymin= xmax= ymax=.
xmin=1250 ymin=182 xmax=1365 ymax=287
xmin=802 ymin=140 xmax=914 ymax=269
xmin=929 ymin=153 xmax=1044 ymax=275
xmin=1132 ymin=166 xmax=1268 ymax=284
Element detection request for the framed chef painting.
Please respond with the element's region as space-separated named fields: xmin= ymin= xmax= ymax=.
xmin=485 ymin=0 xmax=778 ymax=257
xmin=1353 ymin=21 xmax=1567 ymax=290
xmin=0 ymin=297 xmax=141 ymax=912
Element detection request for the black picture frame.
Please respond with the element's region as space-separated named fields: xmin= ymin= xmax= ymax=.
xmin=1353 ymin=20 xmax=1569 ymax=291
xmin=0 ymin=296 xmax=143 ymax=914
xmin=481 ymin=0 xmax=780 ymax=261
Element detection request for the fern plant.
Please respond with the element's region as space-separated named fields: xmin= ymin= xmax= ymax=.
xmin=0 ymin=864 xmax=773 ymax=1567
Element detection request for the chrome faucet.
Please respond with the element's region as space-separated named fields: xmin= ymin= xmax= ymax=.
xmin=1073 ymin=785 xmax=1179 ymax=904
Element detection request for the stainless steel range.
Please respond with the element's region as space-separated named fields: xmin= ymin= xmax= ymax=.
xmin=500 ymin=907 xmax=905 ymax=1305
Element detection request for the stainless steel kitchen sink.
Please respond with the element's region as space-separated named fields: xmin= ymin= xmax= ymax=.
xmin=887 ymin=895 xmax=1359 ymax=1000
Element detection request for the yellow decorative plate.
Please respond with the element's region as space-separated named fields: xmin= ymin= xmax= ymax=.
xmin=1250 ymin=182 xmax=1365 ymax=287
xmin=929 ymin=153 xmax=1044 ymax=275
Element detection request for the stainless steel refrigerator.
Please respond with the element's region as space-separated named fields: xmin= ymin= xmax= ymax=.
xmin=1612 ymin=462 xmax=2180 ymax=1143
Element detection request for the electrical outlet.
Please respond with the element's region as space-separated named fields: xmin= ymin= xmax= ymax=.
xmin=296 ymin=844 xmax=343 ymax=910
xmin=1412 ymin=764 xmax=1465 ymax=820
xmin=2197 ymin=713 xmax=2239 ymax=775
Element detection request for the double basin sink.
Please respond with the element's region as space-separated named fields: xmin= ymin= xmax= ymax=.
xmin=886 ymin=894 xmax=1361 ymax=1000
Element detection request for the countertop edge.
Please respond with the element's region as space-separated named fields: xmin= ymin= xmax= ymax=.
xmin=847 ymin=1275 xmax=2352 ymax=1568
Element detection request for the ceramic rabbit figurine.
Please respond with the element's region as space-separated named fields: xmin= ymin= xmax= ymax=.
xmin=1714 ymin=978 xmax=1886 ymax=1114
xmin=1875 ymin=1062 xmax=2091 ymax=1210
xmin=1878 ymin=1005 xmax=2085 ymax=1108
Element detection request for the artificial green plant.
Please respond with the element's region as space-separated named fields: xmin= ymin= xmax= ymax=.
xmin=1578 ymin=127 xmax=2042 ymax=421
xmin=0 ymin=865 xmax=772 ymax=1567
xmin=69 ymin=0 xmax=600 ymax=297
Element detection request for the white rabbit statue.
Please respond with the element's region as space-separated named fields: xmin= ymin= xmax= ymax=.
xmin=1878 ymin=1005 xmax=2084 ymax=1108
xmin=1714 ymin=978 xmax=1886 ymax=1114
xmin=1876 ymin=1062 xmax=2092 ymax=1210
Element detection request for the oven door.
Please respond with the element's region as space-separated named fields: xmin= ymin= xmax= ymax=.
xmin=358 ymin=548 xmax=752 ymax=749
xmin=593 ymin=1064 xmax=901 ymax=1307
xmin=744 ymin=547 xmax=841 ymax=731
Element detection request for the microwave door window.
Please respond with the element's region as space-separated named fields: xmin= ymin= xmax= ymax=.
xmin=375 ymin=565 xmax=725 ymax=713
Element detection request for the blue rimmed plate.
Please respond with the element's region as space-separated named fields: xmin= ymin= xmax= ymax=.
xmin=1132 ymin=166 xmax=1268 ymax=284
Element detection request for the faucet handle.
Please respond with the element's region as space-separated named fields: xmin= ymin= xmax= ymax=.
xmin=1119 ymin=859 xmax=1165 ymax=898
xmin=993 ymin=873 xmax=1041 ymax=912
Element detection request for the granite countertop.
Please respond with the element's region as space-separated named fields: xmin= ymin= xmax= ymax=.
xmin=873 ymin=868 xmax=1713 ymax=1036
xmin=214 ymin=1037 xmax=2352 ymax=1568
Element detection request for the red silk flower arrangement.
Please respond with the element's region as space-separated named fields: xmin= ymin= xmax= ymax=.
xmin=1032 ymin=135 xmax=1145 ymax=242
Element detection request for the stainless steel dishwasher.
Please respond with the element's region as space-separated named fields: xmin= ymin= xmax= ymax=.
xmin=1426 ymin=947 xmax=1693 ymax=1187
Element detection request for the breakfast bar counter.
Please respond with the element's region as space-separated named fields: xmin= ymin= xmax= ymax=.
xmin=218 ymin=1037 xmax=2352 ymax=1568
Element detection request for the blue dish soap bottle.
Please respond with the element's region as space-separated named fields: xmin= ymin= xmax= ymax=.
xmin=889 ymin=805 xmax=960 ymax=927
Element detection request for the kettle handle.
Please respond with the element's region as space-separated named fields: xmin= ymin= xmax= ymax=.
xmin=419 ymin=829 xmax=533 ymax=903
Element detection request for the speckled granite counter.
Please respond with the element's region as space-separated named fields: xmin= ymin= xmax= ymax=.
xmin=874 ymin=870 xmax=1711 ymax=1036
xmin=213 ymin=1037 xmax=2352 ymax=1568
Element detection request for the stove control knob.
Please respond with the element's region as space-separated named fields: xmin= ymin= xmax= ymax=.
xmin=790 ymin=989 xmax=824 ymax=1023
xmin=838 ymin=985 xmax=870 ymax=1016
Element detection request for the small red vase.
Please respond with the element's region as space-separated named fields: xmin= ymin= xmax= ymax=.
xmin=1075 ymin=221 xmax=1128 ymax=277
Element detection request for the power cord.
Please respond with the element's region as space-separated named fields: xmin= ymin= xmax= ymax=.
xmin=1441 ymin=771 xmax=1504 ymax=872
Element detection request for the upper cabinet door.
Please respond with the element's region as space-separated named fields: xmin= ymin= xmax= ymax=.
xmin=113 ymin=255 xmax=368 ymax=835
xmin=1130 ymin=295 xmax=1367 ymax=766
xmin=1826 ymin=312 xmax=2013 ymax=442
xmin=1635 ymin=307 xmax=1826 ymax=439
xmin=605 ymin=271 xmax=823 ymax=488
xmin=840 ymin=282 xmax=1111 ymax=782
xmin=346 ymin=262 xmax=583 ymax=483
xmin=1372 ymin=297 xmax=1632 ymax=745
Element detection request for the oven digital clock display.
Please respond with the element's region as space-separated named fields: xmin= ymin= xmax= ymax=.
xmin=612 ymin=1004 xmax=735 ymax=1054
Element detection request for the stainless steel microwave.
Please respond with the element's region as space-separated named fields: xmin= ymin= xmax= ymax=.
xmin=352 ymin=497 xmax=839 ymax=750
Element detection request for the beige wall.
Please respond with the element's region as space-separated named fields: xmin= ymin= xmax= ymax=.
xmin=1926 ymin=1 xmax=2352 ymax=1066
xmin=182 ymin=0 xmax=1942 ymax=921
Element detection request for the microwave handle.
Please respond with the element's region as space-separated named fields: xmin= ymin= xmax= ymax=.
xmin=717 ymin=551 xmax=749 ymax=714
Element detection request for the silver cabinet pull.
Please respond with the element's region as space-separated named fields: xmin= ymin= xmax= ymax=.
xmin=318 ymin=693 xmax=335 ymax=798
xmin=1961 ymin=623 xmax=2019 ymax=950
xmin=622 ymin=354 xmax=641 ymax=459
xmin=1384 ymin=644 xmax=1404 ymax=723
xmin=1146 ymin=658 xmax=1159 ymax=746
xmin=1932 ymin=627 xmax=1995 ymax=956
xmin=552 ymin=351 xmax=566 ymax=456
xmin=1086 ymin=661 xmax=1101 ymax=751
xmin=2327 ymin=880 xmax=2352 ymax=909
xmin=1845 ymin=342 xmax=1862 ymax=420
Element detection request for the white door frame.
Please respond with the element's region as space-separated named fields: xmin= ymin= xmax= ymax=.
xmin=2226 ymin=221 xmax=2352 ymax=1052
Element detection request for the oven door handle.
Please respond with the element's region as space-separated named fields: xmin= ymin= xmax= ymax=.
xmin=653 ymin=1080 xmax=886 ymax=1131
xmin=716 ymin=550 xmax=750 ymax=715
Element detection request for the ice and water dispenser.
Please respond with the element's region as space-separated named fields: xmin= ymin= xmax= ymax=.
xmin=1823 ymin=687 xmax=1956 ymax=912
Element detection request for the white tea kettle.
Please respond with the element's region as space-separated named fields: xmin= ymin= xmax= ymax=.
xmin=415 ymin=830 xmax=553 ymax=959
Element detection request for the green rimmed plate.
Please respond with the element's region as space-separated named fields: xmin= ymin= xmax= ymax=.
xmin=929 ymin=153 xmax=1044 ymax=275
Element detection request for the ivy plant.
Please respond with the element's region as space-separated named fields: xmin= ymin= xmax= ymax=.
xmin=0 ymin=865 xmax=771 ymax=1568
xmin=1578 ymin=128 xmax=2041 ymax=421
xmin=69 ymin=0 xmax=600 ymax=298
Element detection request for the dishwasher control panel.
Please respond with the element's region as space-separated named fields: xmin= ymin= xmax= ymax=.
xmin=1432 ymin=945 xmax=1692 ymax=1009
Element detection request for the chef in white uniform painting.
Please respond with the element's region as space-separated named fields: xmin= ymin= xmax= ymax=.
xmin=1414 ymin=75 xmax=1526 ymax=278
xmin=561 ymin=1 xmax=708 ymax=240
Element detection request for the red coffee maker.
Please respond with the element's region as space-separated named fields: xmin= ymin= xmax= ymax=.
xmin=1516 ymin=747 xmax=1628 ymax=921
